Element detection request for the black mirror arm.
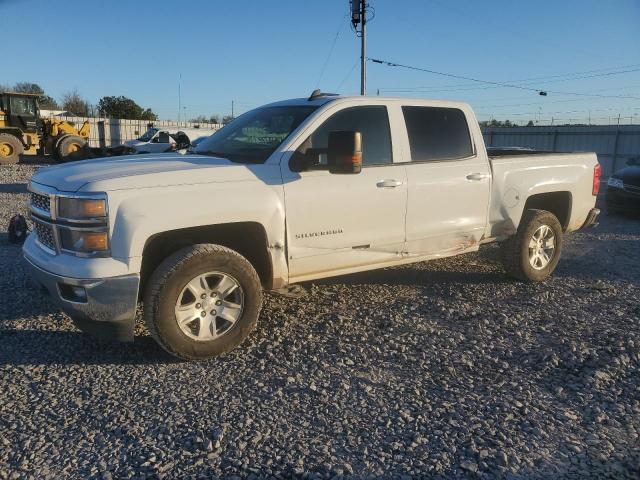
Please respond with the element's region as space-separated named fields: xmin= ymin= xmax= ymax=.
xmin=290 ymin=148 xmax=329 ymax=172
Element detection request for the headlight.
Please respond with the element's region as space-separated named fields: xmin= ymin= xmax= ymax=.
xmin=58 ymin=197 xmax=106 ymax=219
xmin=607 ymin=177 xmax=624 ymax=189
xmin=59 ymin=228 xmax=109 ymax=253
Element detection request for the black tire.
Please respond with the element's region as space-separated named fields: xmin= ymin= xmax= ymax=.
xmin=144 ymin=244 xmax=262 ymax=360
xmin=56 ymin=135 xmax=85 ymax=162
xmin=500 ymin=209 xmax=563 ymax=282
xmin=0 ymin=133 xmax=23 ymax=165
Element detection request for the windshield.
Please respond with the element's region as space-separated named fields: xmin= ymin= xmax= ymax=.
xmin=137 ymin=127 xmax=158 ymax=142
xmin=194 ymin=106 xmax=317 ymax=163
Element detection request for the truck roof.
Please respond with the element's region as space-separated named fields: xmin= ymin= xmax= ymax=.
xmin=262 ymin=94 xmax=471 ymax=110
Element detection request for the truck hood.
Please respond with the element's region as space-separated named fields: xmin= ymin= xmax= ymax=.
xmin=31 ymin=154 xmax=280 ymax=192
xmin=614 ymin=165 xmax=640 ymax=187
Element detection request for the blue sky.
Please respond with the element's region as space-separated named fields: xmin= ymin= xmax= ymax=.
xmin=2 ymin=0 xmax=640 ymax=123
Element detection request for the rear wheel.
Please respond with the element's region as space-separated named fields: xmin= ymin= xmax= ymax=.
xmin=56 ymin=135 xmax=85 ymax=162
xmin=500 ymin=209 xmax=563 ymax=282
xmin=144 ymin=244 xmax=262 ymax=360
xmin=0 ymin=133 xmax=23 ymax=165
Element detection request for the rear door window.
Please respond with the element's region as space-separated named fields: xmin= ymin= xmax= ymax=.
xmin=402 ymin=106 xmax=473 ymax=161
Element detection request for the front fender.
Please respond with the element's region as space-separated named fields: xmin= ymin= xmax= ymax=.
xmin=105 ymin=179 xmax=287 ymax=281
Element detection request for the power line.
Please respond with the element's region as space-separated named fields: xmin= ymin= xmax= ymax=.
xmin=380 ymin=67 xmax=640 ymax=94
xmin=479 ymin=105 xmax=640 ymax=118
xmin=336 ymin=60 xmax=359 ymax=91
xmin=472 ymin=85 xmax=640 ymax=109
xmin=315 ymin=14 xmax=347 ymax=88
xmin=368 ymin=57 xmax=640 ymax=100
xmin=369 ymin=57 xmax=547 ymax=94
xmin=501 ymin=64 xmax=640 ymax=85
xmin=378 ymin=63 xmax=640 ymax=93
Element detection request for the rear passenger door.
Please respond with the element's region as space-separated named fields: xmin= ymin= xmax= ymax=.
xmin=402 ymin=106 xmax=491 ymax=256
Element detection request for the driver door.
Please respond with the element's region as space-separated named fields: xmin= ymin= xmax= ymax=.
xmin=282 ymin=105 xmax=407 ymax=281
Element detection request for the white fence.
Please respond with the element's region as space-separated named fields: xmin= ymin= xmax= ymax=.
xmin=51 ymin=116 xmax=222 ymax=148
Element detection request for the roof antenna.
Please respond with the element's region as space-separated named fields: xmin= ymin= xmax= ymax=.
xmin=308 ymin=89 xmax=322 ymax=101
xmin=308 ymin=89 xmax=339 ymax=101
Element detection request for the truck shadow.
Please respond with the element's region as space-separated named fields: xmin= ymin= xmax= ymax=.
xmin=0 ymin=329 xmax=178 ymax=365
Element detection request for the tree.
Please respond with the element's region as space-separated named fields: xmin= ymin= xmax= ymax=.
xmin=61 ymin=89 xmax=89 ymax=116
xmin=526 ymin=120 xmax=535 ymax=127
xmin=222 ymin=115 xmax=234 ymax=125
xmin=480 ymin=119 xmax=519 ymax=128
xmin=13 ymin=82 xmax=44 ymax=95
xmin=189 ymin=115 xmax=209 ymax=123
xmin=97 ymin=95 xmax=157 ymax=120
xmin=189 ymin=114 xmax=221 ymax=124
xmin=39 ymin=95 xmax=60 ymax=110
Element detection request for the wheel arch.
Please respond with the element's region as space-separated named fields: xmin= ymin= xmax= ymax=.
xmin=522 ymin=191 xmax=572 ymax=231
xmin=0 ymin=128 xmax=26 ymax=146
xmin=139 ymin=222 xmax=274 ymax=296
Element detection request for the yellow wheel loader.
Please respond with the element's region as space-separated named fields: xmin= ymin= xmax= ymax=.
xmin=0 ymin=92 xmax=90 ymax=165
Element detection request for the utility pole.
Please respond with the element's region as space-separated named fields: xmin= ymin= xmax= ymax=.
xmin=231 ymin=100 xmax=234 ymax=119
xmin=351 ymin=0 xmax=367 ymax=95
xmin=360 ymin=0 xmax=366 ymax=95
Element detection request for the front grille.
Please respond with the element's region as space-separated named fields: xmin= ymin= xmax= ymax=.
xmin=30 ymin=192 xmax=51 ymax=213
xmin=623 ymin=184 xmax=640 ymax=195
xmin=34 ymin=220 xmax=55 ymax=251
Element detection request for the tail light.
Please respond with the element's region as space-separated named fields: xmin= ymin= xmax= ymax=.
xmin=592 ymin=163 xmax=601 ymax=196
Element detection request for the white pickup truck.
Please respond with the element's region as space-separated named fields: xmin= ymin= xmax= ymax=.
xmin=23 ymin=92 xmax=600 ymax=360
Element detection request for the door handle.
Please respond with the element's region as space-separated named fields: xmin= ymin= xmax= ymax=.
xmin=376 ymin=179 xmax=402 ymax=188
xmin=466 ymin=173 xmax=489 ymax=181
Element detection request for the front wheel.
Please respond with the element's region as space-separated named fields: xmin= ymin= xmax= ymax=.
xmin=0 ymin=133 xmax=23 ymax=165
xmin=56 ymin=135 xmax=85 ymax=162
xmin=144 ymin=244 xmax=262 ymax=360
xmin=500 ymin=209 xmax=563 ymax=282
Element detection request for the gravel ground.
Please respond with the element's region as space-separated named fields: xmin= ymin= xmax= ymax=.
xmin=1 ymin=162 xmax=639 ymax=479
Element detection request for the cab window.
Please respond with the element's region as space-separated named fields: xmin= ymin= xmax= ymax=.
xmin=402 ymin=106 xmax=473 ymax=161
xmin=9 ymin=96 xmax=37 ymax=116
xmin=152 ymin=131 xmax=171 ymax=143
xmin=299 ymin=106 xmax=392 ymax=166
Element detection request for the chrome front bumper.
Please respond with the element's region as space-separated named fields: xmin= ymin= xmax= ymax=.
xmin=24 ymin=257 xmax=139 ymax=342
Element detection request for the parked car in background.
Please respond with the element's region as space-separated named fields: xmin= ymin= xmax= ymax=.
xmin=124 ymin=127 xmax=217 ymax=154
xmin=24 ymin=92 xmax=600 ymax=360
xmin=606 ymin=158 xmax=640 ymax=213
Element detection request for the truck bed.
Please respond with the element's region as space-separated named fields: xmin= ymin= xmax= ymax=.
xmin=487 ymin=151 xmax=599 ymax=236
